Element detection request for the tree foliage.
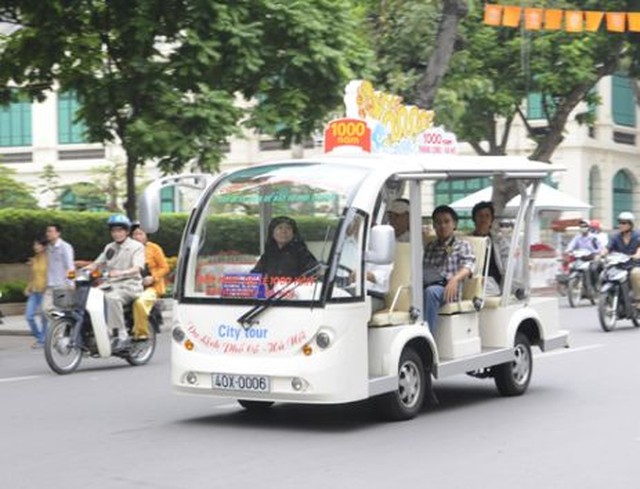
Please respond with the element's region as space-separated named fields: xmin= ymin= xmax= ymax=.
xmin=0 ymin=164 xmax=38 ymax=209
xmin=366 ymin=0 xmax=640 ymax=215
xmin=0 ymin=0 xmax=372 ymax=217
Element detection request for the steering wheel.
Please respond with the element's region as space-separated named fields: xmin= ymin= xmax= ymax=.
xmin=337 ymin=264 xmax=355 ymax=276
xmin=335 ymin=264 xmax=355 ymax=288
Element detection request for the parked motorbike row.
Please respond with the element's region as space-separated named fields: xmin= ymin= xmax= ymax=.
xmin=44 ymin=268 xmax=161 ymax=375
xmin=559 ymin=249 xmax=640 ymax=332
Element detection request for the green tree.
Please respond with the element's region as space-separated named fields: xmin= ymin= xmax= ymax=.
xmin=435 ymin=0 xmax=636 ymax=213
xmin=368 ymin=0 xmax=640 ymax=215
xmin=0 ymin=0 xmax=371 ymax=217
xmin=38 ymin=163 xmax=60 ymax=208
xmin=0 ymin=164 xmax=38 ymax=209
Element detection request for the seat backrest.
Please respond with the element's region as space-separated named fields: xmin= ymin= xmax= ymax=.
xmin=384 ymin=242 xmax=412 ymax=310
xmin=458 ymin=236 xmax=490 ymax=300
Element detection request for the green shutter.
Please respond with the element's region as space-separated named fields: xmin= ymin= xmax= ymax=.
xmin=58 ymin=91 xmax=89 ymax=144
xmin=0 ymin=95 xmax=32 ymax=147
xmin=612 ymin=170 xmax=633 ymax=222
xmin=611 ymin=75 xmax=636 ymax=127
xmin=160 ymin=186 xmax=175 ymax=212
xmin=527 ymin=92 xmax=543 ymax=119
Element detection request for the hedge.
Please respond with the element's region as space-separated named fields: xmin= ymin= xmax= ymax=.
xmin=0 ymin=209 xmax=189 ymax=263
xmin=0 ymin=280 xmax=28 ymax=303
xmin=0 ymin=209 xmax=337 ymax=264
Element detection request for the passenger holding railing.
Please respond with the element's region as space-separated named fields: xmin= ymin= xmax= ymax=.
xmin=423 ymin=205 xmax=475 ymax=333
xmin=471 ymin=201 xmax=509 ymax=296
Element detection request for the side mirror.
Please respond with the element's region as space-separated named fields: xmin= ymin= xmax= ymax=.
xmin=138 ymin=181 xmax=162 ymax=234
xmin=366 ymin=225 xmax=395 ymax=264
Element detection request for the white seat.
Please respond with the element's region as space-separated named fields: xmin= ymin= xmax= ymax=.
xmin=438 ymin=236 xmax=490 ymax=315
xmin=369 ymin=243 xmax=411 ymax=327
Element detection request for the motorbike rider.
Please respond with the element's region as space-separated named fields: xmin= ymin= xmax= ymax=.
xmin=130 ymin=221 xmax=170 ymax=340
xmin=590 ymin=219 xmax=609 ymax=250
xmin=604 ymin=211 xmax=640 ymax=304
xmin=565 ymin=219 xmax=602 ymax=290
xmin=84 ymin=214 xmax=145 ymax=349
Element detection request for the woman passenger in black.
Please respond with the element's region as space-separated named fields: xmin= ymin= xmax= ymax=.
xmin=252 ymin=216 xmax=319 ymax=280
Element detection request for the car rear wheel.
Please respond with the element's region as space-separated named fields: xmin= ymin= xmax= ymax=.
xmin=494 ymin=333 xmax=532 ymax=396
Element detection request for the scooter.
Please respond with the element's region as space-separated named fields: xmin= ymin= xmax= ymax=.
xmin=597 ymin=252 xmax=640 ymax=332
xmin=567 ymin=248 xmax=599 ymax=308
xmin=44 ymin=268 xmax=161 ymax=374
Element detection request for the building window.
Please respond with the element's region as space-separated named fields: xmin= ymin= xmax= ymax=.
xmin=0 ymin=96 xmax=32 ymax=147
xmin=58 ymin=91 xmax=89 ymax=144
xmin=59 ymin=183 xmax=106 ymax=211
xmin=160 ymin=186 xmax=175 ymax=212
xmin=588 ymin=166 xmax=602 ymax=220
xmin=526 ymin=92 xmax=556 ymax=120
xmin=612 ymin=170 xmax=634 ymax=222
xmin=611 ymin=74 xmax=636 ymax=127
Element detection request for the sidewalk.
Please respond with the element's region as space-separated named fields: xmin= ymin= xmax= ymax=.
xmin=0 ymin=313 xmax=31 ymax=336
xmin=0 ymin=299 xmax=174 ymax=336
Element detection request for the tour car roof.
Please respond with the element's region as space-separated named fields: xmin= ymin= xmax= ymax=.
xmin=253 ymin=152 xmax=562 ymax=180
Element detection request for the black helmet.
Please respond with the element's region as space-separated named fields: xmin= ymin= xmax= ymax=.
xmin=129 ymin=220 xmax=141 ymax=233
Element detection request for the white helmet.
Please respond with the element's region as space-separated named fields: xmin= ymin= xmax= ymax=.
xmin=618 ymin=211 xmax=634 ymax=225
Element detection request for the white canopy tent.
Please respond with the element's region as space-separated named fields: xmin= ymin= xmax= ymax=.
xmin=449 ymin=183 xmax=592 ymax=213
xmin=450 ymin=183 xmax=592 ymax=243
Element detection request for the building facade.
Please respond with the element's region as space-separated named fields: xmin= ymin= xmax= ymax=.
xmin=1 ymin=75 xmax=638 ymax=231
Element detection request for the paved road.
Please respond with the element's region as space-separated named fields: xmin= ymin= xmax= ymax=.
xmin=1 ymin=302 xmax=639 ymax=489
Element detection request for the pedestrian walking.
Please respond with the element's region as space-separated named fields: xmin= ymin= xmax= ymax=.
xmin=25 ymin=237 xmax=48 ymax=347
xmin=43 ymin=223 xmax=75 ymax=315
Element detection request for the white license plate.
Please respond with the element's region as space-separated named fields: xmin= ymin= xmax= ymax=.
xmin=211 ymin=373 xmax=270 ymax=393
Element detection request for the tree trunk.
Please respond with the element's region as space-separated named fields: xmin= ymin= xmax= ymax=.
xmin=124 ymin=158 xmax=138 ymax=219
xmin=414 ymin=0 xmax=468 ymax=109
xmin=492 ymin=55 xmax=621 ymax=220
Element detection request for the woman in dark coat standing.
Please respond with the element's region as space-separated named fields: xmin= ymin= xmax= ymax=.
xmin=252 ymin=216 xmax=318 ymax=279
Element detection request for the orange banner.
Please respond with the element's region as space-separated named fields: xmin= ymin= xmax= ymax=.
xmin=324 ymin=118 xmax=371 ymax=153
xmin=628 ymin=12 xmax=640 ymax=32
xmin=484 ymin=4 xmax=502 ymax=26
xmin=585 ymin=11 xmax=604 ymax=32
xmin=544 ymin=9 xmax=563 ymax=30
xmin=485 ymin=5 xmax=638 ymax=33
xmin=502 ymin=6 xmax=522 ymax=27
xmin=524 ymin=8 xmax=543 ymax=30
xmin=565 ymin=11 xmax=583 ymax=32
xmin=606 ymin=12 xmax=626 ymax=32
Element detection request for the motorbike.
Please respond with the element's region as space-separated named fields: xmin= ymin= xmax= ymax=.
xmin=566 ymin=249 xmax=600 ymax=307
xmin=44 ymin=268 xmax=161 ymax=374
xmin=597 ymin=252 xmax=640 ymax=332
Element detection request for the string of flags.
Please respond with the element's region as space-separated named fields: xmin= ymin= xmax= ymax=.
xmin=484 ymin=4 xmax=640 ymax=32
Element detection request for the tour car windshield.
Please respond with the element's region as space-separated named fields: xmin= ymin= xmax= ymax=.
xmin=182 ymin=162 xmax=370 ymax=303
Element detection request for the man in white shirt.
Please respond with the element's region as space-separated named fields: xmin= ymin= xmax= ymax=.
xmin=43 ymin=223 xmax=75 ymax=315
xmin=387 ymin=199 xmax=410 ymax=242
xmin=339 ymin=215 xmax=392 ymax=312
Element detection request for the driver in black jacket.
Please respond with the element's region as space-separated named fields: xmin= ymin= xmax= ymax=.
xmin=251 ymin=216 xmax=318 ymax=285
